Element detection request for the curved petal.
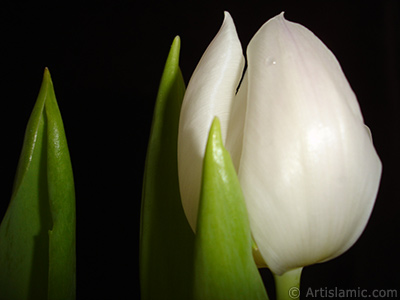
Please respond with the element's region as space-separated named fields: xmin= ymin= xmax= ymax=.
xmin=240 ymin=13 xmax=382 ymax=275
xmin=226 ymin=70 xmax=248 ymax=172
xmin=178 ymin=12 xmax=244 ymax=231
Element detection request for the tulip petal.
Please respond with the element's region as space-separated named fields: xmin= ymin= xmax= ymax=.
xmin=240 ymin=13 xmax=382 ymax=275
xmin=226 ymin=70 xmax=248 ymax=172
xmin=178 ymin=12 xmax=244 ymax=231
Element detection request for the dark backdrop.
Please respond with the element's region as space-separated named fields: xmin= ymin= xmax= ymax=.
xmin=1 ymin=1 xmax=399 ymax=299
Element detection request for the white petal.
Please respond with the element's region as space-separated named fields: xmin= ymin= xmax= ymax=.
xmin=225 ymin=70 xmax=248 ymax=172
xmin=178 ymin=12 xmax=244 ymax=231
xmin=240 ymin=13 xmax=382 ymax=275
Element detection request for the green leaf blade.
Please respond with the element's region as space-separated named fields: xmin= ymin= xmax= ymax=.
xmin=0 ymin=100 xmax=49 ymax=300
xmin=140 ymin=36 xmax=195 ymax=300
xmin=0 ymin=68 xmax=76 ymax=300
xmin=45 ymin=69 xmax=76 ymax=300
xmin=194 ymin=118 xmax=268 ymax=300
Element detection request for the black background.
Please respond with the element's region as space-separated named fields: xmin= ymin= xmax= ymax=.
xmin=1 ymin=1 xmax=399 ymax=299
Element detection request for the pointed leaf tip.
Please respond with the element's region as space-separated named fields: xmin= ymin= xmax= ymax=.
xmin=173 ymin=35 xmax=181 ymax=46
xmin=43 ymin=67 xmax=52 ymax=83
xmin=0 ymin=69 xmax=76 ymax=300
xmin=194 ymin=117 xmax=268 ymax=300
xmin=209 ymin=117 xmax=222 ymax=145
xmin=140 ymin=36 xmax=193 ymax=300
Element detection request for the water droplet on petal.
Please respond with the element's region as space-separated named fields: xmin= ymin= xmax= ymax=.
xmin=265 ymin=57 xmax=277 ymax=67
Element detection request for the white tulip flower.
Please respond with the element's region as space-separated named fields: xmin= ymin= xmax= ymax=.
xmin=177 ymin=12 xmax=382 ymax=275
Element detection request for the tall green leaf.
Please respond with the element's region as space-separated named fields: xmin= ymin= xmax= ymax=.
xmin=140 ymin=36 xmax=195 ymax=300
xmin=193 ymin=118 xmax=269 ymax=300
xmin=0 ymin=68 xmax=76 ymax=300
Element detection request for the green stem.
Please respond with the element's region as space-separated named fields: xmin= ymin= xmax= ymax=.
xmin=274 ymin=267 xmax=303 ymax=300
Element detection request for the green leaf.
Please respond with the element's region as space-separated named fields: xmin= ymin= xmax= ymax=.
xmin=0 ymin=68 xmax=76 ymax=300
xmin=193 ymin=118 xmax=269 ymax=300
xmin=140 ymin=36 xmax=195 ymax=300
